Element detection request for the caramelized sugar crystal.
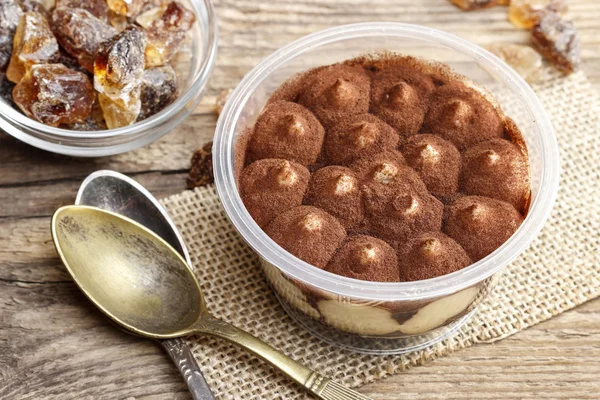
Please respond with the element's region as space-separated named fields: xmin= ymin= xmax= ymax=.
xmin=508 ymin=0 xmax=567 ymax=29
xmin=56 ymin=0 xmax=110 ymax=22
xmin=94 ymin=25 xmax=146 ymax=99
xmin=62 ymin=98 xmax=107 ymax=130
xmin=145 ymin=29 xmax=185 ymax=67
xmin=107 ymin=9 xmax=127 ymax=32
xmin=488 ymin=43 xmax=543 ymax=83
xmin=142 ymin=2 xmax=196 ymax=68
xmin=98 ymin=90 xmax=141 ymax=128
xmin=94 ymin=26 xmax=146 ymax=128
xmin=136 ymin=1 xmax=195 ymax=31
xmin=17 ymin=0 xmax=49 ymax=19
xmin=52 ymin=8 xmax=117 ymax=73
xmin=6 ymin=11 xmax=59 ymax=83
xmin=531 ymin=12 xmax=580 ymax=74
xmin=0 ymin=0 xmax=23 ymax=70
xmin=138 ymin=64 xmax=177 ymax=120
xmin=107 ymin=0 xmax=146 ymax=18
xmin=13 ymin=63 xmax=95 ymax=126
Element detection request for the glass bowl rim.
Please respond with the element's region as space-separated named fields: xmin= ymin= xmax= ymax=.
xmin=0 ymin=0 xmax=218 ymax=140
xmin=213 ymin=22 xmax=560 ymax=301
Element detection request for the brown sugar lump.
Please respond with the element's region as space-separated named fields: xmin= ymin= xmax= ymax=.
xmin=444 ymin=196 xmax=524 ymax=262
xmin=247 ymin=101 xmax=325 ymax=166
xmin=460 ymin=138 xmax=530 ymax=212
xmin=508 ymin=0 xmax=567 ymax=29
xmin=298 ymin=63 xmax=370 ymax=127
xmin=240 ymin=159 xmax=310 ymax=228
xmin=370 ymin=64 xmax=435 ymax=139
xmin=304 ymin=166 xmax=364 ymax=230
xmin=402 ymin=134 xmax=461 ymax=199
xmin=398 ymin=232 xmax=471 ymax=282
xmin=423 ymin=81 xmax=504 ymax=150
xmin=487 ymin=44 xmax=544 ymax=84
xmin=52 ymin=7 xmax=117 ymax=73
xmin=7 ymin=11 xmax=60 ymax=83
xmin=326 ymin=235 xmax=399 ymax=282
xmin=324 ymin=114 xmax=398 ymax=165
xmin=265 ymin=206 xmax=347 ymax=269
xmin=360 ymin=159 xmax=444 ymax=242
xmin=531 ymin=12 xmax=580 ymax=75
xmin=13 ymin=63 xmax=95 ymax=126
xmin=55 ymin=0 xmax=110 ymax=22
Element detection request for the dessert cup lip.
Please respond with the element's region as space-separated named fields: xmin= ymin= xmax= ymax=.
xmin=0 ymin=0 xmax=218 ymax=140
xmin=214 ymin=22 xmax=560 ymax=301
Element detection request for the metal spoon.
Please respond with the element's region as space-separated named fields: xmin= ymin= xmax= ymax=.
xmin=75 ymin=171 xmax=215 ymax=400
xmin=52 ymin=206 xmax=373 ymax=400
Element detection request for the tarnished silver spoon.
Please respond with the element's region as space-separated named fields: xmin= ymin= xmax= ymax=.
xmin=76 ymin=170 xmax=215 ymax=400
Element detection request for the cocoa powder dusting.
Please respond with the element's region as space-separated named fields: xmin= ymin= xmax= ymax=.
xmin=240 ymin=159 xmax=310 ymax=228
xmin=247 ymin=101 xmax=325 ymax=166
xmin=423 ymin=81 xmax=504 ymax=150
xmin=304 ymin=166 xmax=364 ymax=229
xmin=265 ymin=206 xmax=347 ymax=269
xmin=444 ymin=196 xmax=524 ymax=262
xmin=398 ymin=231 xmax=471 ymax=281
xmin=401 ymin=134 xmax=461 ymax=200
xmin=326 ymin=235 xmax=399 ymax=282
xmin=234 ymin=54 xmax=530 ymax=282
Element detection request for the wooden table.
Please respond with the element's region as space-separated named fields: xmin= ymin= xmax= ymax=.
xmin=1 ymin=1 xmax=599 ymax=398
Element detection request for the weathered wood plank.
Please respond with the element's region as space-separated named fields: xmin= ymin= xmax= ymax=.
xmin=0 ymin=171 xmax=188 ymax=219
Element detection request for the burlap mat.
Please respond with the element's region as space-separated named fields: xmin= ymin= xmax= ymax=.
xmin=160 ymin=70 xmax=600 ymax=399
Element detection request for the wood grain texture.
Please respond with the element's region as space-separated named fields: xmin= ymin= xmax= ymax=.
xmin=1 ymin=0 xmax=599 ymax=399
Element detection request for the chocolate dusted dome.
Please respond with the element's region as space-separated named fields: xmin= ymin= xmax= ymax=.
xmin=326 ymin=235 xmax=399 ymax=282
xmin=398 ymin=232 xmax=471 ymax=282
xmin=402 ymin=134 xmax=461 ymax=199
xmin=460 ymin=138 xmax=530 ymax=212
xmin=351 ymin=150 xmax=406 ymax=182
xmin=240 ymin=159 xmax=310 ymax=228
xmin=423 ymin=81 xmax=504 ymax=149
xmin=444 ymin=196 xmax=524 ymax=262
xmin=298 ymin=64 xmax=371 ymax=127
xmin=370 ymin=63 xmax=435 ymax=139
xmin=247 ymin=101 xmax=325 ymax=166
xmin=265 ymin=206 xmax=347 ymax=269
xmin=304 ymin=166 xmax=364 ymax=229
xmin=325 ymin=114 xmax=399 ymax=165
xmin=359 ymin=159 xmax=444 ymax=242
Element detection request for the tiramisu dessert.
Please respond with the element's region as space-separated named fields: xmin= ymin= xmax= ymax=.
xmin=237 ymin=54 xmax=530 ymax=285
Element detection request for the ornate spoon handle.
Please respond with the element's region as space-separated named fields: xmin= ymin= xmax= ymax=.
xmin=161 ymin=338 xmax=216 ymax=400
xmin=192 ymin=314 xmax=372 ymax=400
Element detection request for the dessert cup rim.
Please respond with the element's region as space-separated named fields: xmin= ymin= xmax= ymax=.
xmin=0 ymin=0 xmax=218 ymax=151
xmin=214 ymin=22 xmax=560 ymax=301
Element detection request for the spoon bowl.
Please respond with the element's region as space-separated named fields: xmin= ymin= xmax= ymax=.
xmin=52 ymin=205 xmax=372 ymax=400
xmin=53 ymin=205 xmax=203 ymax=337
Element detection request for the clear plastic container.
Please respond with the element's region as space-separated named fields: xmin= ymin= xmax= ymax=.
xmin=213 ymin=23 xmax=560 ymax=354
xmin=0 ymin=0 xmax=218 ymax=157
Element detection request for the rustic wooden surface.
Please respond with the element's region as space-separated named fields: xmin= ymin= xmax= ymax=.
xmin=1 ymin=1 xmax=599 ymax=399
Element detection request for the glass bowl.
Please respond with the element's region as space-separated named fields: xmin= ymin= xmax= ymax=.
xmin=213 ymin=23 xmax=560 ymax=354
xmin=0 ymin=0 xmax=218 ymax=157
